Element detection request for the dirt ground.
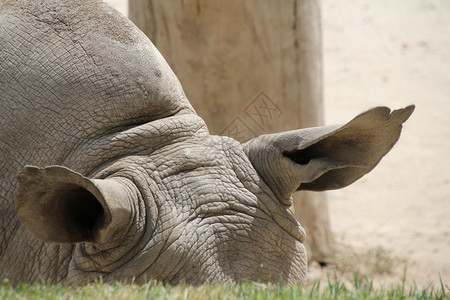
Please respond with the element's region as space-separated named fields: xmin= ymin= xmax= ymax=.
xmin=107 ymin=0 xmax=449 ymax=289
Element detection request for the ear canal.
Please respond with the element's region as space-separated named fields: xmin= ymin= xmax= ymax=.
xmin=243 ymin=105 xmax=414 ymax=202
xmin=16 ymin=165 xmax=134 ymax=244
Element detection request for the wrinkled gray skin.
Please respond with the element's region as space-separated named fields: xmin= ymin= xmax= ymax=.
xmin=0 ymin=0 xmax=414 ymax=286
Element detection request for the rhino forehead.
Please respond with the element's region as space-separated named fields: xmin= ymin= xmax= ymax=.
xmin=97 ymin=134 xmax=292 ymax=225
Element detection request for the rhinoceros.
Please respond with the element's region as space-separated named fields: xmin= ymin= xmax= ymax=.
xmin=0 ymin=0 xmax=414 ymax=286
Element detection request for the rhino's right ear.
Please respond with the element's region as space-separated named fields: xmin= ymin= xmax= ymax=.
xmin=243 ymin=106 xmax=414 ymax=203
xmin=16 ymin=166 xmax=136 ymax=244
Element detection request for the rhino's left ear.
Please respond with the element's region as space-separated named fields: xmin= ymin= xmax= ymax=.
xmin=16 ymin=166 xmax=136 ymax=244
xmin=243 ymin=106 xmax=414 ymax=203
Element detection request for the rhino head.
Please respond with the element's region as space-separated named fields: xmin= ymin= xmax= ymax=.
xmin=8 ymin=0 xmax=414 ymax=285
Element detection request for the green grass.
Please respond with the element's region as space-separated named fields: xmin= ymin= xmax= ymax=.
xmin=1 ymin=276 xmax=448 ymax=300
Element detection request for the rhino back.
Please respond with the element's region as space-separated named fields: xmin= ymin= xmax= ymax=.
xmin=0 ymin=0 xmax=194 ymax=284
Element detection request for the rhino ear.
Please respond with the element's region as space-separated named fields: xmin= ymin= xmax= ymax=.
xmin=16 ymin=166 xmax=135 ymax=244
xmin=243 ymin=106 xmax=414 ymax=202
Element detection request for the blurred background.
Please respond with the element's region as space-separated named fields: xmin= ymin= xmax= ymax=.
xmin=106 ymin=0 xmax=449 ymax=288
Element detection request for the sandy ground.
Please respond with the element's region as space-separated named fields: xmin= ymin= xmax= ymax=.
xmin=319 ymin=0 xmax=450 ymax=289
xmin=106 ymin=0 xmax=449 ymax=289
